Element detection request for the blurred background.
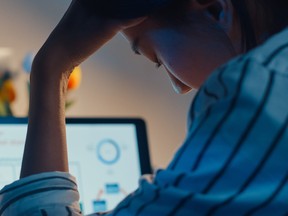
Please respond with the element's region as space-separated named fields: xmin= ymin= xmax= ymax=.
xmin=0 ymin=0 xmax=195 ymax=168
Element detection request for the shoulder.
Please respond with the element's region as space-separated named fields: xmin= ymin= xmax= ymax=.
xmin=188 ymin=28 xmax=288 ymax=126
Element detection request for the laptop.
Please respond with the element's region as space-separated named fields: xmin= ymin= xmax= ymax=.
xmin=0 ymin=117 xmax=151 ymax=215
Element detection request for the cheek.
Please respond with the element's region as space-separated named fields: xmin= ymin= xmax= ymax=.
xmin=157 ymin=40 xmax=210 ymax=88
xmin=154 ymin=29 xmax=235 ymax=88
xmin=149 ymin=32 xmax=194 ymax=85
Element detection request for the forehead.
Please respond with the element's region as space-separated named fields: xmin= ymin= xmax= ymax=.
xmin=122 ymin=14 xmax=186 ymax=43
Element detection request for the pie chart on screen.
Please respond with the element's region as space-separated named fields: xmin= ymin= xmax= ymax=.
xmin=97 ymin=139 xmax=120 ymax=165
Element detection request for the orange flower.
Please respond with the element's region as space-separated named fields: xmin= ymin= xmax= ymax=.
xmin=68 ymin=66 xmax=82 ymax=90
xmin=0 ymin=80 xmax=16 ymax=103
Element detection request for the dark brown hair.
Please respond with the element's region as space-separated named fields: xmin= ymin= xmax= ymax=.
xmin=232 ymin=0 xmax=288 ymax=51
xmin=153 ymin=0 xmax=288 ymax=51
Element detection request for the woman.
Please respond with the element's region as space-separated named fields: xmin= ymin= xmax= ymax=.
xmin=1 ymin=0 xmax=287 ymax=215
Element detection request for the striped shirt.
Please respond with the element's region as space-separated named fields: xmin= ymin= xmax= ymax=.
xmin=1 ymin=28 xmax=288 ymax=216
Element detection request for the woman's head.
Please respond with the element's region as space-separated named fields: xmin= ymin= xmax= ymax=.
xmin=121 ymin=0 xmax=287 ymax=93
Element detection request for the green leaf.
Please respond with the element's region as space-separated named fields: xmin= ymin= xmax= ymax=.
xmin=65 ymin=99 xmax=76 ymax=110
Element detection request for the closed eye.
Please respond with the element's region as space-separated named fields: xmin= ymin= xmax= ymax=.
xmin=155 ymin=61 xmax=162 ymax=69
xmin=131 ymin=38 xmax=141 ymax=55
xmin=131 ymin=37 xmax=162 ymax=69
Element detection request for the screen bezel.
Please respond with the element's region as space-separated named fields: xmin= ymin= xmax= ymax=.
xmin=0 ymin=117 xmax=152 ymax=175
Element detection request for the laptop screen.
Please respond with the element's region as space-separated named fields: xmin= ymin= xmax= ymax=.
xmin=0 ymin=118 xmax=151 ymax=215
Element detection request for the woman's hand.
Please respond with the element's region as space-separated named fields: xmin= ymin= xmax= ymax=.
xmin=34 ymin=0 xmax=147 ymax=79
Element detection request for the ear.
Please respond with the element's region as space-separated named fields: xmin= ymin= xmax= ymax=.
xmin=190 ymin=0 xmax=219 ymax=10
xmin=189 ymin=0 xmax=230 ymax=23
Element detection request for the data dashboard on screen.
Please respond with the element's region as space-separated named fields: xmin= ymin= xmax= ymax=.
xmin=0 ymin=121 xmax=148 ymax=215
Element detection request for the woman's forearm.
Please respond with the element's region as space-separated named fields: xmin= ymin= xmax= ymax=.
xmin=20 ymin=0 xmax=118 ymax=178
xmin=20 ymin=56 xmax=70 ymax=178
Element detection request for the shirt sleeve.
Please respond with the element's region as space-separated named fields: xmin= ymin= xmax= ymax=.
xmin=0 ymin=172 xmax=82 ymax=216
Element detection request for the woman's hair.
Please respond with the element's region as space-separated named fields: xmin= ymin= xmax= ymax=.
xmin=232 ymin=0 xmax=288 ymax=51
xmin=231 ymin=0 xmax=257 ymax=51
xmin=149 ymin=0 xmax=190 ymax=22
xmin=153 ymin=0 xmax=288 ymax=51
